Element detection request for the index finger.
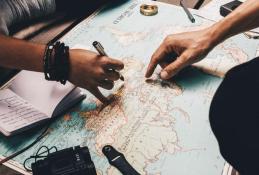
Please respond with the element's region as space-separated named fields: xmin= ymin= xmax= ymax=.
xmin=89 ymin=87 xmax=109 ymax=104
xmin=145 ymin=43 xmax=168 ymax=78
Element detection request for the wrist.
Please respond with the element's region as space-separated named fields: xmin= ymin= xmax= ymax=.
xmin=206 ymin=25 xmax=224 ymax=49
xmin=207 ymin=18 xmax=234 ymax=48
xmin=67 ymin=50 xmax=76 ymax=84
xmin=43 ymin=42 xmax=70 ymax=85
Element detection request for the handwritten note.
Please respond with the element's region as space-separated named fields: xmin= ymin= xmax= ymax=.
xmin=0 ymin=89 xmax=47 ymax=133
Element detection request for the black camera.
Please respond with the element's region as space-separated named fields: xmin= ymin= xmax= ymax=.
xmin=31 ymin=146 xmax=97 ymax=175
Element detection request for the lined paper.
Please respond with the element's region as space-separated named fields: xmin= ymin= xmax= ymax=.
xmin=0 ymin=89 xmax=47 ymax=133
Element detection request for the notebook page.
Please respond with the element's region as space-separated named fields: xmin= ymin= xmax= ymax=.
xmin=0 ymin=89 xmax=47 ymax=133
xmin=9 ymin=71 xmax=75 ymax=117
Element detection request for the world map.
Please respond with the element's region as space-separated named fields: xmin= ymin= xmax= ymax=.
xmin=0 ymin=0 xmax=258 ymax=174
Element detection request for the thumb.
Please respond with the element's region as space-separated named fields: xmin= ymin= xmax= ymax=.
xmin=89 ymin=87 xmax=109 ymax=104
xmin=160 ymin=54 xmax=188 ymax=79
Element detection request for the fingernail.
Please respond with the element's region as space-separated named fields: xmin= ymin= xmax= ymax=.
xmin=160 ymin=71 xmax=169 ymax=79
xmin=145 ymin=72 xmax=150 ymax=78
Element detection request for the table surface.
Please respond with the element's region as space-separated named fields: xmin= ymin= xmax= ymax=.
xmin=0 ymin=0 xmax=213 ymax=174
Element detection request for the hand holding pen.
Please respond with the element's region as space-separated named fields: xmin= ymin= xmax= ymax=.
xmin=93 ymin=41 xmax=125 ymax=81
xmin=67 ymin=43 xmax=124 ymax=104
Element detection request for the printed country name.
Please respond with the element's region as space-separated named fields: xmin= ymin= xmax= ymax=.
xmin=113 ymin=2 xmax=138 ymax=24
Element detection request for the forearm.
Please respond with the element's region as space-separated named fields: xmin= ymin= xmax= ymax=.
xmin=0 ymin=34 xmax=45 ymax=72
xmin=209 ymin=0 xmax=259 ymax=46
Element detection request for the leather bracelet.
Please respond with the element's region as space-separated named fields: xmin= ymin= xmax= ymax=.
xmin=43 ymin=42 xmax=70 ymax=85
xmin=43 ymin=44 xmax=54 ymax=81
xmin=56 ymin=42 xmax=69 ymax=85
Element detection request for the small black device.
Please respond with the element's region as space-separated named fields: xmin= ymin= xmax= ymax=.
xmin=102 ymin=145 xmax=140 ymax=175
xmin=31 ymin=146 xmax=97 ymax=175
xmin=220 ymin=0 xmax=242 ymax=17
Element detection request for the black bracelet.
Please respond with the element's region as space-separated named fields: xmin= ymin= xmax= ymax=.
xmin=43 ymin=44 xmax=54 ymax=81
xmin=43 ymin=42 xmax=70 ymax=85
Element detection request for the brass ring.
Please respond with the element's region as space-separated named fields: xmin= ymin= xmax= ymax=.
xmin=140 ymin=4 xmax=158 ymax=16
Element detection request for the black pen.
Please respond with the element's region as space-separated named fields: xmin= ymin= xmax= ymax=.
xmin=180 ymin=0 xmax=195 ymax=23
xmin=93 ymin=41 xmax=124 ymax=81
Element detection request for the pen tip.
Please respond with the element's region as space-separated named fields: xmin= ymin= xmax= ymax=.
xmin=93 ymin=41 xmax=98 ymax=46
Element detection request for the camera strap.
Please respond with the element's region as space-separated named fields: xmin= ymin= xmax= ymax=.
xmin=102 ymin=145 xmax=140 ymax=175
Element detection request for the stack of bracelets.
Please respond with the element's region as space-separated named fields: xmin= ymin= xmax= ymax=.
xmin=43 ymin=42 xmax=70 ymax=85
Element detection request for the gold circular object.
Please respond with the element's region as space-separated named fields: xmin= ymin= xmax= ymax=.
xmin=140 ymin=4 xmax=158 ymax=16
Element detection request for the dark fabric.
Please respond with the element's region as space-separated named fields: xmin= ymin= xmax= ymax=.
xmin=0 ymin=0 xmax=105 ymax=35
xmin=55 ymin=0 xmax=104 ymax=16
xmin=210 ymin=57 xmax=259 ymax=175
xmin=0 ymin=0 xmax=56 ymax=35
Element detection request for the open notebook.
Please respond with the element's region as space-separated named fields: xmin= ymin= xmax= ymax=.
xmin=0 ymin=70 xmax=85 ymax=136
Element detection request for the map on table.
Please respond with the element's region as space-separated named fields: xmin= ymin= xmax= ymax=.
xmin=0 ymin=0 xmax=258 ymax=174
